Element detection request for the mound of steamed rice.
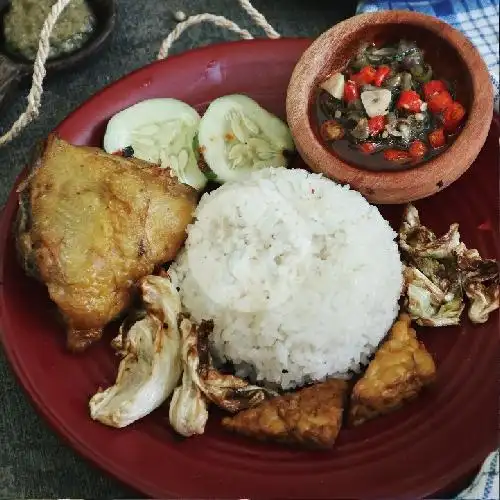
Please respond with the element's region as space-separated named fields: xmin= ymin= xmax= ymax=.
xmin=169 ymin=167 xmax=402 ymax=389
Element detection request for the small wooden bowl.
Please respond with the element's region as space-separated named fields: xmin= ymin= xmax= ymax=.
xmin=286 ymin=10 xmax=494 ymax=204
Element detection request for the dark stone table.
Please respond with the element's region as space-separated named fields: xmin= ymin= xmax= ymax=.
xmin=0 ymin=0 xmax=357 ymax=497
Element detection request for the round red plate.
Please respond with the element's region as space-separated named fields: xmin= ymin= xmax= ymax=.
xmin=0 ymin=39 xmax=498 ymax=499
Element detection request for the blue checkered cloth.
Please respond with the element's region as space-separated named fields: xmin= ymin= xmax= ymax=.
xmin=357 ymin=0 xmax=500 ymax=109
xmin=455 ymin=451 xmax=499 ymax=500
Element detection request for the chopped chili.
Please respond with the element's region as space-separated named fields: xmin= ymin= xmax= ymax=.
xmin=428 ymin=128 xmax=446 ymax=148
xmin=397 ymin=90 xmax=423 ymax=113
xmin=409 ymin=140 xmax=427 ymax=158
xmin=427 ymin=90 xmax=453 ymax=114
xmin=442 ymin=102 xmax=466 ymax=131
xmin=368 ymin=115 xmax=386 ymax=136
xmin=383 ymin=149 xmax=412 ymax=163
xmin=343 ymin=80 xmax=359 ymax=102
xmin=373 ymin=65 xmax=391 ymax=87
xmin=352 ymin=65 xmax=377 ymax=85
xmin=423 ymin=80 xmax=447 ymax=100
xmin=359 ymin=142 xmax=377 ymax=154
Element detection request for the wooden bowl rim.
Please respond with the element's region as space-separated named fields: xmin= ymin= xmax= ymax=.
xmin=286 ymin=10 xmax=494 ymax=202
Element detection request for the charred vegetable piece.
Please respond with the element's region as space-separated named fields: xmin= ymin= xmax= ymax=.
xmin=403 ymin=266 xmax=464 ymax=326
xmin=399 ymin=205 xmax=464 ymax=326
xmin=373 ymin=65 xmax=391 ymax=87
xmin=409 ymin=140 xmax=427 ymax=159
xmin=320 ymin=120 xmax=345 ymax=141
xmin=343 ymin=80 xmax=360 ymax=102
xmin=351 ymin=118 xmax=370 ymax=140
xmin=455 ymin=243 xmax=499 ymax=324
xmin=398 ymin=204 xmax=499 ymax=327
xmin=427 ymin=91 xmax=453 ymax=114
xmin=428 ymin=128 xmax=446 ymax=148
xmin=89 ymin=276 xmax=182 ymax=428
xmin=442 ymin=102 xmax=466 ymax=132
xmin=423 ymin=80 xmax=447 ymax=100
xmin=397 ymin=90 xmax=423 ymax=113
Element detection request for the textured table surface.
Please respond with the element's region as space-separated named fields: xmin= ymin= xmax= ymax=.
xmin=0 ymin=0 xmax=357 ymax=497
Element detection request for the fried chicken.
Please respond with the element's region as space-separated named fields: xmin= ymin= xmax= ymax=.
xmin=222 ymin=379 xmax=348 ymax=449
xmin=16 ymin=135 xmax=197 ymax=352
xmin=349 ymin=313 xmax=436 ymax=426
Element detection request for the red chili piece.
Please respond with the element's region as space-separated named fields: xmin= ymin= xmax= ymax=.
xmin=428 ymin=128 xmax=446 ymax=148
xmin=373 ymin=66 xmax=391 ymax=87
xmin=352 ymin=66 xmax=377 ymax=85
xmin=368 ymin=115 xmax=386 ymax=136
xmin=423 ymin=80 xmax=447 ymax=100
xmin=343 ymin=80 xmax=360 ymax=102
xmin=427 ymin=90 xmax=453 ymax=114
xmin=409 ymin=140 xmax=428 ymax=158
xmin=442 ymin=102 xmax=466 ymax=131
xmin=383 ymin=149 xmax=413 ymax=162
xmin=359 ymin=142 xmax=377 ymax=154
xmin=397 ymin=90 xmax=423 ymax=113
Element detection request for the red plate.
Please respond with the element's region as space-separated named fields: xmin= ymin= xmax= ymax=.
xmin=0 ymin=39 xmax=498 ymax=499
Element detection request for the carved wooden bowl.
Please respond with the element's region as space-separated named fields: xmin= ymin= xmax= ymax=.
xmin=286 ymin=10 xmax=494 ymax=204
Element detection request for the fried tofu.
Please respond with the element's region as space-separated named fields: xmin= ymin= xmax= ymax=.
xmin=222 ymin=378 xmax=348 ymax=449
xmin=16 ymin=135 xmax=197 ymax=352
xmin=349 ymin=313 xmax=436 ymax=426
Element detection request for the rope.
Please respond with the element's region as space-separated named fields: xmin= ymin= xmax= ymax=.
xmin=238 ymin=0 xmax=280 ymax=39
xmin=0 ymin=0 xmax=280 ymax=147
xmin=157 ymin=14 xmax=253 ymax=61
xmin=0 ymin=0 xmax=72 ymax=146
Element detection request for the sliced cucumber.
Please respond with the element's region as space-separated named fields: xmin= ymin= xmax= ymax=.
xmin=197 ymin=94 xmax=295 ymax=183
xmin=103 ymin=98 xmax=207 ymax=190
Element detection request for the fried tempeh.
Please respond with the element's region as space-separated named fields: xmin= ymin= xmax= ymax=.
xmin=349 ymin=313 xmax=436 ymax=426
xmin=222 ymin=378 xmax=348 ymax=449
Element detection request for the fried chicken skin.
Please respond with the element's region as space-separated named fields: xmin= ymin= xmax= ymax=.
xmin=222 ymin=379 xmax=348 ymax=449
xmin=349 ymin=313 xmax=436 ymax=426
xmin=16 ymin=135 xmax=197 ymax=352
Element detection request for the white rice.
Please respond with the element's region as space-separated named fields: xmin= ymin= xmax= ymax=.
xmin=169 ymin=167 xmax=402 ymax=389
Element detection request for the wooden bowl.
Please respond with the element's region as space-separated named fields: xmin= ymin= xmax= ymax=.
xmin=286 ymin=10 xmax=494 ymax=204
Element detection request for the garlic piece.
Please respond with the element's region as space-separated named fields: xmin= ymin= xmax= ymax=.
xmin=361 ymin=89 xmax=392 ymax=117
xmin=320 ymin=73 xmax=345 ymax=100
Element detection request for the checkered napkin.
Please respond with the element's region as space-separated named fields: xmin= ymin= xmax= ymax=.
xmin=455 ymin=451 xmax=499 ymax=500
xmin=356 ymin=0 xmax=500 ymax=109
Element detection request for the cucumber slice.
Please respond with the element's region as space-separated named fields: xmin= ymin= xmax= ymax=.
xmin=103 ymin=98 xmax=207 ymax=190
xmin=197 ymin=94 xmax=295 ymax=183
